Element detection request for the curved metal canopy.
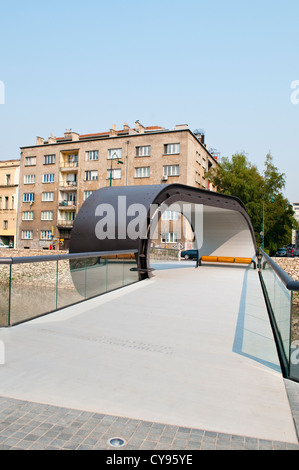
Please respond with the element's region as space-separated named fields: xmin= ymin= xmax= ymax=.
xmin=69 ymin=184 xmax=257 ymax=280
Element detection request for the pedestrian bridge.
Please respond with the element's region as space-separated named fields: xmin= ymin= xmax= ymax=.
xmin=0 ymin=259 xmax=298 ymax=444
xmin=0 ymin=184 xmax=299 ymax=446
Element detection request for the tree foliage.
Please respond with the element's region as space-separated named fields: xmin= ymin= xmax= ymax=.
xmin=207 ymin=152 xmax=298 ymax=253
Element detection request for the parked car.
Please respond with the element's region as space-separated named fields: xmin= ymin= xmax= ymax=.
xmin=286 ymin=247 xmax=299 ymax=257
xmin=181 ymin=249 xmax=198 ymax=260
xmin=275 ymin=247 xmax=287 ymax=257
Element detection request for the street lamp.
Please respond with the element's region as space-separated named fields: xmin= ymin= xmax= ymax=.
xmin=109 ymin=152 xmax=124 ymax=187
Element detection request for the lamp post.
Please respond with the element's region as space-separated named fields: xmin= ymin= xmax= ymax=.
xmin=261 ymin=198 xmax=265 ymax=249
xmin=109 ymin=152 xmax=124 ymax=187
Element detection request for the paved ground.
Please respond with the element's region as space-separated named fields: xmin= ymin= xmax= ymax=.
xmin=0 ymin=262 xmax=299 ymax=450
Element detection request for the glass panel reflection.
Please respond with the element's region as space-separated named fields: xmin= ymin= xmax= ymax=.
xmin=57 ymin=257 xmax=84 ymax=309
xmin=1 ymin=251 xmax=139 ymax=326
xmin=10 ymin=261 xmax=57 ymax=324
xmin=0 ymin=264 xmax=10 ymax=327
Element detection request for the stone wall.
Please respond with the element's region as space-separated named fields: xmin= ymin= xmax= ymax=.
xmin=274 ymin=257 xmax=299 ymax=281
xmin=0 ymin=249 xmax=73 ymax=289
xmin=272 ymin=257 xmax=299 ymax=306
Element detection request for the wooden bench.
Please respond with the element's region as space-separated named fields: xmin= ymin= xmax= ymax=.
xmin=199 ymin=256 xmax=256 ymax=268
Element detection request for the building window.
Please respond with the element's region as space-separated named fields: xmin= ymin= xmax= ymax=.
xmin=40 ymin=230 xmax=52 ymax=240
xmin=85 ymin=170 xmax=98 ymax=181
xmin=136 ymin=146 xmax=151 ymax=157
xmin=22 ymin=230 xmax=33 ymax=239
xmin=161 ymin=211 xmax=179 ymax=221
xmin=42 ymin=173 xmax=55 ymax=183
xmin=65 ymin=173 xmax=77 ymax=186
xmin=25 ymin=156 xmax=36 ymax=166
xmin=11 ymin=196 xmax=14 ymax=210
xmin=22 ymin=211 xmax=34 ymax=220
xmin=24 ymin=174 xmax=36 ymax=184
xmin=41 ymin=211 xmax=53 ymax=221
xmin=44 ymin=154 xmax=56 ymax=165
xmin=164 ymin=143 xmax=180 ymax=155
xmin=108 ymin=148 xmax=122 ymax=159
xmin=163 ymin=165 xmax=180 ymax=177
xmin=107 ymin=168 xmax=121 ymax=180
xmin=42 ymin=192 xmax=54 ymax=202
xmin=4 ymin=197 xmax=9 ymax=209
xmin=84 ymin=191 xmax=94 ymax=200
xmin=135 ymin=167 xmax=150 ymax=178
xmin=86 ymin=150 xmax=99 ymax=161
xmin=6 ymin=174 xmax=11 ymax=185
xmin=23 ymin=193 xmax=35 ymax=203
xmin=3 ymin=220 xmax=8 ymax=230
xmin=161 ymin=232 xmax=178 ymax=243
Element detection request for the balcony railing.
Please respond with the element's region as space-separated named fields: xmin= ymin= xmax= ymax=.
xmin=60 ymin=161 xmax=78 ymax=169
xmin=0 ymin=250 xmax=138 ymax=326
xmin=57 ymin=219 xmax=74 ymax=227
xmin=59 ymin=181 xmax=78 ymax=188
xmin=58 ymin=201 xmax=77 ymax=208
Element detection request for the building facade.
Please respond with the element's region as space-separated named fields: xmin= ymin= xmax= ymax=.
xmin=18 ymin=122 xmax=219 ymax=250
xmin=0 ymin=160 xmax=20 ymax=247
xmin=293 ymin=202 xmax=299 ymax=247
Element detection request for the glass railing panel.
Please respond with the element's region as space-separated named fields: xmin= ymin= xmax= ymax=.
xmin=290 ymin=298 xmax=299 ymax=381
xmin=57 ymin=257 xmax=84 ymax=309
xmin=260 ymin=255 xmax=292 ymax=364
xmin=9 ymin=260 xmax=57 ymax=325
xmin=1 ymin=251 xmax=139 ymax=327
xmin=273 ymin=274 xmax=292 ymax=360
xmin=0 ymin=264 xmax=10 ymax=327
xmin=122 ymin=254 xmax=139 ymax=286
xmin=85 ymin=256 xmax=108 ymax=299
xmin=106 ymin=256 xmax=125 ymax=292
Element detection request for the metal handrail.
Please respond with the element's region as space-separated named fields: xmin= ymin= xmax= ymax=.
xmin=0 ymin=249 xmax=138 ymax=265
xmin=259 ymin=248 xmax=299 ymax=291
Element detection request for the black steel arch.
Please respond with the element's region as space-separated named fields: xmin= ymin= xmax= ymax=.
xmin=69 ymin=184 xmax=257 ymax=280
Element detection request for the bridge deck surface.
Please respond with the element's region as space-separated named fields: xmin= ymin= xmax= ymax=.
xmin=0 ymin=261 xmax=298 ymax=447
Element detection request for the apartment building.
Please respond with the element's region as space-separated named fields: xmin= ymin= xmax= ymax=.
xmin=0 ymin=160 xmax=20 ymax=247
xmin=18 ymin=121 xmax=219 ymax=250
xmin=293 ymin=202 xmax=299 ymax=247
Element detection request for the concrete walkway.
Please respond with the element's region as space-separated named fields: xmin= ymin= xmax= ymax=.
xmin=0 ymin=262 xmax=298 ymax=447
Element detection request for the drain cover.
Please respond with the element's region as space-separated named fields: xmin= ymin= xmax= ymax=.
xmin=108 ymin=437 xmax=126 ymax=447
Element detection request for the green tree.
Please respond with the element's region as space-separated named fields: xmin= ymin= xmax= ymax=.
xmin=262 ymin=154 xmax=298 ymax=253
xmin=207 ymin=152 xmax=298 ymax=253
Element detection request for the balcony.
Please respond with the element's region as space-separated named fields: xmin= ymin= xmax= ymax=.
xmin=57 ymin=219 xmax=74 ymax=228
xmin=58 ymin=201 xmax=77 ymax=210
xmin=60 ymin=161 xmax=78 ymax=171
xmin=59 ymin=181 xmax=77 ymax=189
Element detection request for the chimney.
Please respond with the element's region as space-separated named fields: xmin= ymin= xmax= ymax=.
xmin=135 ymin=120 xmax=144 ymax=133
xmin=48 ymin=133 xmax=57 ymax=144
xmin=109 ymin=124 xmax=117 ymax=136
xmin=36 ymin=136 xmax=44 ymax=145
xmin=123 ymin=122 xmax=130 ymax=131
xmin=63 ymin=130 xmax=80 ymax=141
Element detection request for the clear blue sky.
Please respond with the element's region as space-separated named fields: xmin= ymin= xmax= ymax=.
xmin=0 ymin=0 xmax=299 ymax=202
